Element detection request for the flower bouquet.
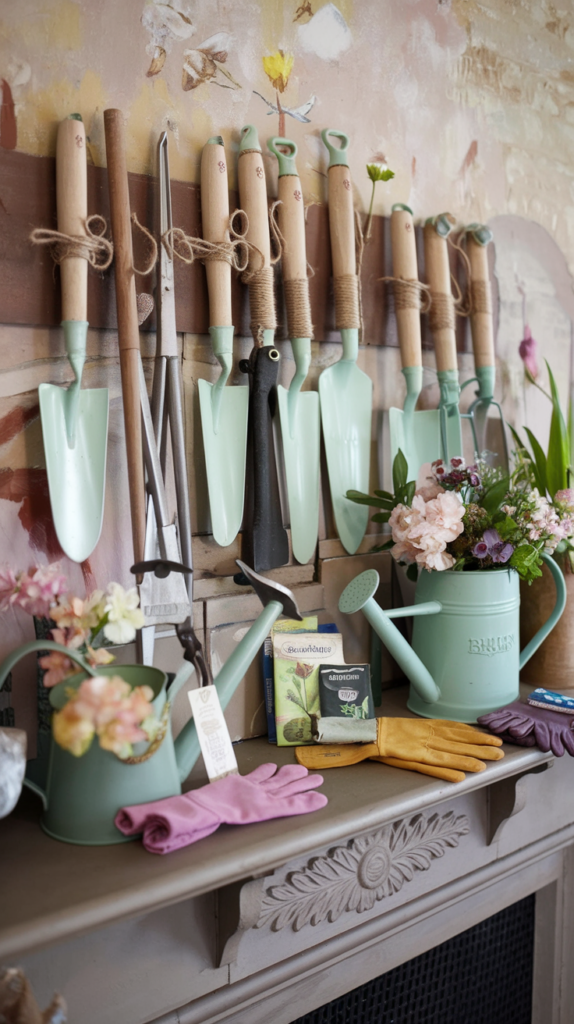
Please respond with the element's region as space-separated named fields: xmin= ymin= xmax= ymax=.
xmin=0 ymin=565 xmax=155 ymax=760
xmin=347 ymin=449 xmax=574 ymax=585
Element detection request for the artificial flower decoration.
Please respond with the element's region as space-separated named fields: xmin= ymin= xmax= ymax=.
xmin=103 ymin=583 xmax=146 ymax=645
xmin=52 ymin=675 xmax=158 ymax=759
xmin=0 ymin=568 xmax=147 ymax=687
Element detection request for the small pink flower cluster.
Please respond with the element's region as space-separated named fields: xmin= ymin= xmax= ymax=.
xmin=389 ymin=489 xmax=465 ymax=572
xmin=0 ymin=564 xmax=67 ymax=618
xmin=528 ymin=493 xmax=574 ymax=552
xmin=52 ymin=675 xmax=157 ymax=759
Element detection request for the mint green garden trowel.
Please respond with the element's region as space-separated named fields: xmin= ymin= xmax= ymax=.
xmin=319 ymin=129 xmax=372 ymax=555
xmin=198 ymin=137 xmax=248 ymax=548
xmin=39 ymin=115 xmax=108 ymax=563
xmin=268 ymin=137 xmax=320 ymax=565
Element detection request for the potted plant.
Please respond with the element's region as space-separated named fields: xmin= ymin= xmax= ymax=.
xmin=510 ymin=356 xmax=574 ymax=688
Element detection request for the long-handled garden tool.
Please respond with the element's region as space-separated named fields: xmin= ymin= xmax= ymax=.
xmin=462 ymin=223 xmax=509 ymax=471
xmin=133 ymin=133 xmax=207 ymax=679
xmin=423 ymin=214 xmax=462 ymax=462
xmin=388 ymin=203 xmax=441 ymax=482
xmin=198 ymin=137 xmax=249 ymax=548
xmin=237 ymin=125 xmax=289 ymax=572
xmin=267 ymin=137 xmax=320 ymax=565
xmin=104 ymin=108 xmax=146 ymax=572
xmin=319 ymin=128 xmax=372 ymax=555
xmin=39 ymin=114 xmax=109 ymax=563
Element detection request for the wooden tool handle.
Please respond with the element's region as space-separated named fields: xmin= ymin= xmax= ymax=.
xmin=467 ymin=235 xmax=495 ymax=368
xmin=423 ymin=222 xmax=457 ymax=372
xmin=277 ymin=175 xmax=307 ymax=281
xmin=237 ymin=149 xmax=271 ymax=269
xmin=200 ymin=139 xmax=232 ymax=327
xmin=103 ymin=108 xmax=146 ymax=568
xmin=390 ymin=206 xmax=422 ymax=369
xmin=57 ymin=116 xmax=87 ymax=323
xmin=327 ymin=164 xmax=356 ymax=279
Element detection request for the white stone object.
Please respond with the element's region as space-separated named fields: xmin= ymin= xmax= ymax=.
xmin=0 ymin=727 xmax=27 ymax=819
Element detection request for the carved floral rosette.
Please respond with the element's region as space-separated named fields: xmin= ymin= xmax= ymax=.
xmin=256 ymin=810 xmax=470 ymax=933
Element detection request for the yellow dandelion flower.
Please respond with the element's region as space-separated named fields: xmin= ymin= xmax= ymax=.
xmin=263 ymin=50 xmax=294 ymax=93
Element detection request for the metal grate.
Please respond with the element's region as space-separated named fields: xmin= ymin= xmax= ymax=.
xmin=291 ymin=895 xmax=535 ymax=1024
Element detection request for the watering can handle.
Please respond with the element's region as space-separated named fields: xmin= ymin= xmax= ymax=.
xmin=0 ymin=640 xmax=98 ymax=692
xmin=519 ymin=553 xmax=567 ymax=670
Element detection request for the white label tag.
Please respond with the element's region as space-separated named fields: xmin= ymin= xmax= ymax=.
xmin=187 ymin=686 xmax=238 ymax=782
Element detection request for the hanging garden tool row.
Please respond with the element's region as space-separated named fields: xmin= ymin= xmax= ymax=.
xmin=37 ymin=113 xmax=504 ymax=589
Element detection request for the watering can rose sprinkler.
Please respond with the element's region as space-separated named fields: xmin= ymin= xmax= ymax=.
xmin=0 ymin=563 xmax=303 ymax=846
xmin=338 ymin=557 xmax=566 ymax=723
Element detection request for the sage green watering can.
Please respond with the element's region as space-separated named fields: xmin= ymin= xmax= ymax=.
xmin=0 ymin=562 xmax=303 ymax=845
xmin=339 ymin=555 xmax=567 ymax=723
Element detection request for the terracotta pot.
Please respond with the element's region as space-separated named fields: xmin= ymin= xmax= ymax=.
xmin=520 ymin=556 xmax=574 ymax=691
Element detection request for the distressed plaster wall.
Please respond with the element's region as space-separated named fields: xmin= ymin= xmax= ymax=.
xmin=1 ymin=0 xmax=573 ymax=754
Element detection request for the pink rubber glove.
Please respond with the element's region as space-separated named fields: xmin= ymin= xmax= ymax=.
xmin=115 ymin=763 xmax=327 ymax=854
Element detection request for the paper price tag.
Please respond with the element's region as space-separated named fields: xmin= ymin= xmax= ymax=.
xmin=187 ymin=686 xmax=238 ymax=782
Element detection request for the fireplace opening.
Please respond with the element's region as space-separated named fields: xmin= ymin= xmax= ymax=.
xmin=290 ymin=894 xmax=535 ymax=1024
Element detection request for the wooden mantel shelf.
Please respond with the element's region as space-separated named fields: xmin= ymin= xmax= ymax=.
xmin=0 ymin=686 xmax=553 ymax=961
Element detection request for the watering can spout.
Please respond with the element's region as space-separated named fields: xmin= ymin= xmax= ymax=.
xmin=338 ymin=569 xmax=442 ymax=705
xmin=175 ymin=562 xmax=303 ymax=782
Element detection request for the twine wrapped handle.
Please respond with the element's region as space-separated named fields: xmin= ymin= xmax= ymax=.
xmin=30 ymin=213 xmax=114 ymax=271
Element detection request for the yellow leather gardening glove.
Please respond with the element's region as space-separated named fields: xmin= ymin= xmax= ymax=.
xmin=295 ymin=717 xmax=504 ymax=783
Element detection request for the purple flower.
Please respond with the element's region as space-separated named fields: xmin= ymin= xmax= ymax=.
xmin=468 ymin=466 xmax=481 ymax=487
xmin=519 ymin=325 xmax=538 ymax=380
xmin=473 ymin=527 xmax=514 ymax=564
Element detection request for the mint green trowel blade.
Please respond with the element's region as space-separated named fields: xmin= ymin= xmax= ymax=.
xmin=39 ymin=382 xmax=108 ymax=563
xmin=319 ymin=331 xmax=372 ymax=555
xmin=198 ymin=379 xmax=248 ymax=548
xmin=388 ymin=407 xmax=442 ymax=481
xmin=277 ymin=385 xmax=320 ymax=564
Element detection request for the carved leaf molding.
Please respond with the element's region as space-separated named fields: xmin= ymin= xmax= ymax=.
xmin=257 ymin=810 xmax=470 ymax=933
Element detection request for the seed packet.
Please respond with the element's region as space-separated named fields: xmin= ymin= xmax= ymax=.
xmin=262 ymin=617 xmax=319 ymax=743
xmin=273 ymin=632 xmax=344 ymax=746
xmin=316 ymin=664 xmax=376 ymax=743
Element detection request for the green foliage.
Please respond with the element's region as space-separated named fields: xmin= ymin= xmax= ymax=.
xmin=546 ymin=362 xmax=570 ymax=496
xmin=366 ymin=164 xmax=395 ymax=183
xmin=346 ymin=451 xmax=415 ymax=527
xmin=479 ymin=476 xmax=510 ymax=516
xmin=509 ymin=543 xmax=543 ymax=583
xmin=513 ymin=360 xmax=571 ymax=499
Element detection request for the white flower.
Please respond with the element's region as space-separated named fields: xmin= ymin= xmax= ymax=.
xmin=103 ymin=583 xmax=145 ymax=645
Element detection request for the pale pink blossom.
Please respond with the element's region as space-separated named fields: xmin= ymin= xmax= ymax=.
xmin=415 ymin=480 xmax=444 ymax=502
xmin=51 ymin=675 xmax=157 ymax=759
xmin=15 ymin=564 xmax=68 ymax=617
xmin=389 ymin=491 xmax=464 ymax=572
xmin=38 ymin=650 xmax=79 ymax=688
xmin=0 ymin=568 xmax=18 ymax=611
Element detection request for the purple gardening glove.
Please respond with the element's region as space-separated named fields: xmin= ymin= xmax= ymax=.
xmin=115 ymin=763 xmax=327 ymax=855
xmin=478 ymin=700 xmax=574 ymax=758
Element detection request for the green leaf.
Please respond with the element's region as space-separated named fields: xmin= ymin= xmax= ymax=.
xmin=371 ymin=511 xmax=391 ymax=523
xmin=392 ymin=449 xmax=408 ymax=495
xmin=524 ymin=427 xmax=548 ymax=496
xmin=546 ymin=360 xmax=570 ymax=497
xmin=480 ymin=476 xmax=509 ymax=516
xmin=406 ymin=563 xmax=418 ymax=582
xmin=366 ymin=163 xmax=395 ymax=182
xmin=373 ymin=489 xmax=394 ymax=500
xmin=345 ymin=489 xmax=373 ymax=506
xmin=509 ymin=424 xmax=529 ymax=457
xmin=496 ymin=515 xmax=518 ymax=541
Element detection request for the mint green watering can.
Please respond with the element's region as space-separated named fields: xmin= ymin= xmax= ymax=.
xmin=339 ymin=555 xmax=566 ymax=723
xmin=0 ymin=562 xmax=302 ymax=845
